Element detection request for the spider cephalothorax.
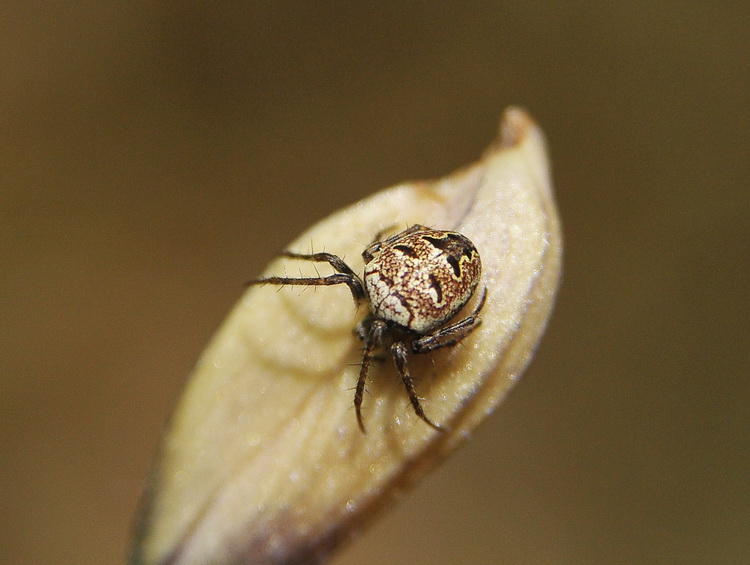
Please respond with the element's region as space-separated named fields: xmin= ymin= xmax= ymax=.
xmin=248 ymin=224 xmax=485 ymax=433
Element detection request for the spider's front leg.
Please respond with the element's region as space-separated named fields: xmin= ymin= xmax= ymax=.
xmin=247 ymin=251 xmax=365 ymax=304
xmin=412 ymin=288 xmax=487 ymax=354
xmin=391 ymin=341 xmax=442 ymax=431
xmin=354 ymin=318 xmax=388 ymax=434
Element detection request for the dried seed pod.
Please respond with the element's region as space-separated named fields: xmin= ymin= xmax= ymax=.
xmin=130 ymin=107 xmax=562 ymax=565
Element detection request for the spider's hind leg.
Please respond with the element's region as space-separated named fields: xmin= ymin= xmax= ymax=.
xmin=247 ymin=251 xmax=364 ymax=304
xmin=281 ymin=251 xmax=358 ymax=278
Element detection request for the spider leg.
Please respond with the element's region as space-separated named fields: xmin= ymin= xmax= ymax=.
xmin=412 ymin=287 xmax=487 ymax=354
xmin=391 ymin=341 xmax=442 ymax=431
xmin=281 ymin=251 xmax=358 ymax=278
xmin=247 ymin=251 xmax=364 ymax=303
xmin=354 ymin=319 xmax=388 ymax=434
xmin=362 ymin=224 xmax=427 ymax=262
xmin=369 ymin=225 xmax=397 ymax=245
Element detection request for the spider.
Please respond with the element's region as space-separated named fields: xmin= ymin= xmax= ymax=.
xmin=248 ymin=224 xmax=486 ymax=433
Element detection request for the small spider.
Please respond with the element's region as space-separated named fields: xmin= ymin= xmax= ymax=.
xmin=248 ymin=224 xmax=486 ymax=433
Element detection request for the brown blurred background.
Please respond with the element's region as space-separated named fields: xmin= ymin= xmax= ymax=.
xmin=2 ymin=3 xmax=748 ymax=564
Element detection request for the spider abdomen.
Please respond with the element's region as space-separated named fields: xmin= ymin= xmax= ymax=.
xmin=363 ymin=227 xmax=481 ymax=333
